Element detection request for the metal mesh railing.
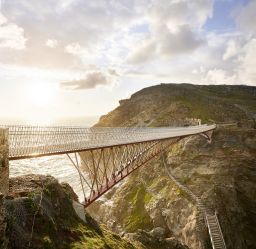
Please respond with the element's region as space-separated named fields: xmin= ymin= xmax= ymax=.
xmin=0 ymin=124 xmax=216 ymax=160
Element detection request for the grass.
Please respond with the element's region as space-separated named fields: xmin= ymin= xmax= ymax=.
xmin=70 ymin=224 xmax=139 ymax=249
xmin=122 ymin=185 xmax=153 ymax=233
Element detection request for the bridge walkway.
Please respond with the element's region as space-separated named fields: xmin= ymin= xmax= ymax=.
xmin=1 ymin=125 xmax=216 ymax=160
xmin=1 ymin=124 xmax=216 ymax=207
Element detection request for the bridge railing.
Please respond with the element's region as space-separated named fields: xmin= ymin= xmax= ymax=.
xmin=0 ymin=124 xmax=216 ymax=160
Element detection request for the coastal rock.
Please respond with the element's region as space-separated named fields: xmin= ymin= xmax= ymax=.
xmin=0 ymin=193 xmax=8 ymax=249
xmin=125 ymin=229 xmax=189 ymax=249
xmin=4 ymin=174 xmax=141 ymax=249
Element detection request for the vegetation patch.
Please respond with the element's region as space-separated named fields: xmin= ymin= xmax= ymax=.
xmin=124 ymin=185 xmax=153 ymax=233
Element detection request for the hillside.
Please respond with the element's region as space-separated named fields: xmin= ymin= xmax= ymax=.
xmin=96 ymin=84 xmax=256 ymax=127
xmin=89 ymin=83 xmax=256 ymax=249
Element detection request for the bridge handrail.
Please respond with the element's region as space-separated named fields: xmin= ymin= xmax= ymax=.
xmin=1 ymin=124 xmax=216 ymax=160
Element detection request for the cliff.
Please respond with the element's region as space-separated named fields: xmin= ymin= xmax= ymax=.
xmin=88 ymin=83 xmax=256 ymax=249
xmin=3 ymin=174 xmax=143 ymax=249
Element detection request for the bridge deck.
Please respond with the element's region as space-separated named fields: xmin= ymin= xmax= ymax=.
xmin=2 ymin=124 xmax=216 ymax=160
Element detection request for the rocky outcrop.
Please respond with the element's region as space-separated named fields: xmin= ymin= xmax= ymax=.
xmin=0 ymin=128 xmax=9 ymax=195
xmin=0 ymin=128 xmax=9 ymax=249
xmin=0 ymin=193 xmax=8 ymax=249
xmin=4 ymin=174 xmax=143 ymax=249
xmin=125 ymin=228 xmax=190 ymax=249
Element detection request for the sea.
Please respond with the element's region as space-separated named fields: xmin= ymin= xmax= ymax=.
xmin=1 ymin=116 xmax=100 ymax=201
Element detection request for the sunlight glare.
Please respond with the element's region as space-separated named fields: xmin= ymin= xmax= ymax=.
xmin=26 ymin=82 xmax=58 ymax=106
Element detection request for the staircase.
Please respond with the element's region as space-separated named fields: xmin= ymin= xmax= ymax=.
xmin=162 ymin=158 xmax=226 ymax=249
xmin=206 ymin=213 xmax=227 ymax=249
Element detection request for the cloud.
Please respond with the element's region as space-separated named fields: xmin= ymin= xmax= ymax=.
xmin=223 ymin=39 xmax=239 ymax=61
xmin=0 ymin=0 xmax=255 ymax=90
xmin=205 ymin=68 xmax=237 ymax=85
xmin=65 ymin=42 xmax=88 ymax=56
xmin=108 ymin=69 xmax=119 ymax=77
xmin=235 ymin=0 xmax=256 ymax=36
xmin=61 ymin=70 xmax=119 ymax=90
xmin=126 ymin=38 xmax=156 ymax=64
xmin=126 ymin=0 xmax=212 ymax=64
xmin=0 ymin=13 xmax=6 ymax=25
xmin=238 ymin=38 xmax=256 ymax=84
xmin=46 ymin=39 xmax=58 ymax=48
xmin=0 ymin=0 xmax=146 ymax=69
xmin=213 ymin=1 xmax=256 ymax=85
xmin=158 ymin=25 xmax=203 ymax=55
xmin=149 ymin=0 xmax=213 ymax=31
xmin=0 ymin=13 xmax=26 ymax=50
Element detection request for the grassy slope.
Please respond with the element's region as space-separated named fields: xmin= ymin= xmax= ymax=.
xmin=96 ymin=84 xmax=256 ymax=127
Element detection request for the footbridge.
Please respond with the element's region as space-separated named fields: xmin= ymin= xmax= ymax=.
xmin=3 ymin=124 xmax=215 ymax=207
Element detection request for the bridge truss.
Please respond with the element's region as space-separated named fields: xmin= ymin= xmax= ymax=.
xmin=4 ymin=124 xmax=215 ymax=207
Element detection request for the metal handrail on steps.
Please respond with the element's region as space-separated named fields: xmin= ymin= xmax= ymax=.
xmin=163 ymin=157 xmax=227 ymax=249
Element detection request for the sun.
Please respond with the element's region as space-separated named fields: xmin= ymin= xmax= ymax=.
xmin=27 ymin=82 xmax=58 ymax=106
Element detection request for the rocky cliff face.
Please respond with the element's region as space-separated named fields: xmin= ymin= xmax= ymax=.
xmin=4 ymin=174 xmax=144 ymax=249
xmin=88 ymin=84 xmax=256 ymax=249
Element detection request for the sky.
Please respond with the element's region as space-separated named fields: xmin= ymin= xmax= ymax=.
xmin=0 ymin=0 xmax=255 ymax=123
